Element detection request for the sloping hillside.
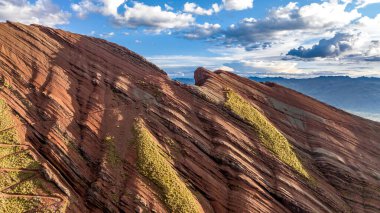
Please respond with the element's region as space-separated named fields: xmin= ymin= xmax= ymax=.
xmin=1 ymin=22 xmax=379 ymax=212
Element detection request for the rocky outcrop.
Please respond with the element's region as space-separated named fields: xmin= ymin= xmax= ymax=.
xmin=0 ymin=22 xmax=379 ymax=212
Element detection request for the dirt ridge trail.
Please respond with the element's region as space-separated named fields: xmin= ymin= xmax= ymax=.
xmin=0 ymin=168 xmax=39 ymax=172
xmin=0 ymin=194 xmax=62 ymax=200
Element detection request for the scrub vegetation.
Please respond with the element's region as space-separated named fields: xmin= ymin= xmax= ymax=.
xmin=0 ymin=99 xmax=19 ymax=144
xmin=104 ymin=136 xmax=122 ymax=167
xmin=133 ymin=119 xmax=200 ymax=213
xmin=0 ymin=197 xmax=41 ymax=213
xmin=224 ymin=89 xmax=309 ymax=178
xmin=0 ymin=99 xmax=50 ymax=212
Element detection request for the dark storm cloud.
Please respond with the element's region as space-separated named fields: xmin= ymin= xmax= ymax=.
xmin=287 ymin=33 xmax=357 ymax=58
xmin=365 ymin=56 xmax=380 ymax=61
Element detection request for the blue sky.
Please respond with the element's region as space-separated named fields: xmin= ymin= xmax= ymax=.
xmin=1 ymin=0 xmax=380 ymax=78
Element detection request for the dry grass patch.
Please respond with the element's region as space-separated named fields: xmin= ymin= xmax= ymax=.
xmin=133 ymin=119 xmax=201 ymax=213
xmin=224 ymin=89 xmax=309 ymax=178
xmin=0 ymin=171 xmax=35 ymax=190
xmin=0 ymin=99 xmax=19 ymax=144
xmin=0 ymin=151 xmax=40 ymax=169
xmin=0 ymin=99 xmax=68 ymax=211
xmin=0 ymin=197 xmax=41 ymax=213
xmin=5 ymin=177 xmax=45 ymax=195
xmin=0 ymin=146 xmax=21 ymax=158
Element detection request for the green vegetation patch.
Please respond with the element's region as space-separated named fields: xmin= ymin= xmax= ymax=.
xmin=5 ymin=177 xmax=44 ymax=195
xmin=224 ymin=89 xmax=309 ymax=178
xmin=0 ymin=77 xmax=13 ymax=90
xmin=0 ymin=99 xmax=54 ymax=211
xmin=133 ymin=119 xmax=200 ymax=213
xmin=104 ymin=136 xmax=122 ymax=167
xmin=0 ymin=146 xmax=21 ymax=158
xmin=0 ymin=99 xmax=19 ymax=144
xmin=0 ymin=197 xmax=41 ymax=213
xmin=0 ymin=171 xmax=35 ymax=190
xmin=0 ymin=151 xmax=41 ymax=169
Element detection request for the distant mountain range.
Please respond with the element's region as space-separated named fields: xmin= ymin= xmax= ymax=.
xmin=174 ymin=76 xmax=380 ymax=122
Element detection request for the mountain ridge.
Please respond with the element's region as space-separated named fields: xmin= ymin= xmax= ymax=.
xmin=174 ymin=75 xmax=380 ymax=122
xmin=250 ymin=76 xmax=380 ymax=121
xmin=0 ymin=22 xmax=380 ymax=212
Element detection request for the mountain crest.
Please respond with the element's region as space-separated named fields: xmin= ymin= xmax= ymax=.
xmin=1 ymin=22 xmax=379 ymax=212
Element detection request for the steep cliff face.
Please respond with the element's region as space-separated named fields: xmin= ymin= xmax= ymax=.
xmin=0 ymin=22 xmax=379 ymax=212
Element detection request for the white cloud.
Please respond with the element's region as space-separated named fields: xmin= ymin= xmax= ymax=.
xmin=72 ymin=1 xmax=195 ymax=32
xmin=0 ymin=0 xmax=70 ymax=27
xmin=71 ymin=0 xmax=125 ymax=18
xmin=148 ymin=54 xmax=229 ymax=70
xmin=71 ymin=1 xmax=96 ymax=18
xmin=102 ymin=0 xmax=125 ymax=15
xmin=212 ymin=3 xmax=222 ymax=13
xmin=99 ymin=31 xmax=114 ymax=38
xmin=287 ymin=33 xmax=362 ymax=58
xmin=297 ymin=1 xmax=361 ymax=28
xmin=183 ymin=2 xmax=220 ymax=16
xmin=183 ymin=0 xmax=250 ymax=15
xmin=241 ymin=60 xmax=304 ymax=75
xmin=115 ymin=2 xmax=194 ymax=31
xmin=217 ymin=65 xmax=234 ymax=72
xmin=223 ymin=1 xmax=361 ymax=50
xmin=285 ymin=11 xmax=380 ymax=59
xmin=222 ymin=0 xmax=253 ymax=11
xmin=366 ymin=41 xmax=380 ymax=56
xmin=183 ymin=22 xmax=221 ymax=39
xmin=356 ymin=14 xmax=380 ymax=39
xmin=164 ymin=4 xmax=173 ymax=11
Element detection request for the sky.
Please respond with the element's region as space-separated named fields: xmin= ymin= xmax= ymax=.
xmin=1 ymin=0 xmax=380 ymax=78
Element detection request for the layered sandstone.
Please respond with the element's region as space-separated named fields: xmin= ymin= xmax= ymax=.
xmin=0 ymin=22 xmax=379 ymax=212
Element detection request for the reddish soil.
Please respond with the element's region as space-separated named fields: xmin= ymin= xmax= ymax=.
xmin=0 ymin=22 xmax=379 ymax=212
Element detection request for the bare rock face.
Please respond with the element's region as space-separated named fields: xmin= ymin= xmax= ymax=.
xmin=0 ymin=22 xmax=379 ymax=212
